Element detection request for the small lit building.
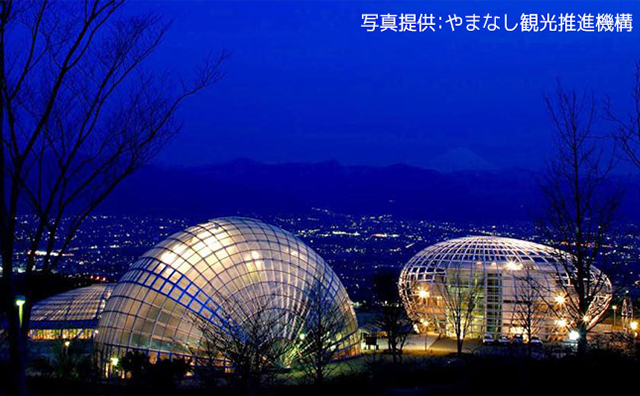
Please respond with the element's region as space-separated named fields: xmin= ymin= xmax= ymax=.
xmin=29 ymin=284 xmax=115 ymax=340
xmin=399 ymin=236 xmax=612 ymax=340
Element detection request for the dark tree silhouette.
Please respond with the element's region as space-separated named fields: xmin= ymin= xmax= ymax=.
xmin=606 ymin=62 xmax=640 ymax=170
xmin=435 ymin=262 xmax=484 ymax=355
xmin=512 ymin=265 xmax=551 ymax=355
xmin=540 ymin=82 xmax=619 ymax=356
xmin=0 ymin=1 xmax=225 ymax=394
xmin=295 ymin=278 xmax=353 ymax=386
xmin=193 ymin=297 xmax=292 ymax=396
xmin=374 ymin=272 xmax=412 ymax=363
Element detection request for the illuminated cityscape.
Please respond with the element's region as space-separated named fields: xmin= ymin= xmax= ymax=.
xmin=13 ymin=210 xmax=640 ymax=304
xmin=2 ymin=1 xmax=640 ymax=394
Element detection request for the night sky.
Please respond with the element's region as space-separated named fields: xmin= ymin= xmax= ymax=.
xmin=127 ymin=1 xmax=640 ymax=171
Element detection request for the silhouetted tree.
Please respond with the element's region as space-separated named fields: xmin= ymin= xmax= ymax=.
xmin=435 ymin=262 xmax=484 ymax=355
xmin=193 ymin=297 xmax=292 ymax=396
xmin=373 ymin=272 xmax=412 ymax=363
xmin=541 ymin=82 xmax=619 ymax=356
xmin=606 ymin=62 xmax=640 ymax=170
xmin=0 ymin=1 xmax=225 ymax=394
xmin=296 ymin=278 xmax=354 ymax=386
xmin=119 ymin=350 xmax=151 ymax=385
xmin=147 ymin=357 xmax=191 ymax=391
xmin=512 ymin=265 xmax=551 ymax=355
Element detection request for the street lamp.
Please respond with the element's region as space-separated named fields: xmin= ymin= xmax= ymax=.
xmin=612 ymin=305 xmax=618 ymax=329
xmin=14 ymin=295 xmax=26 ymax=328
xmin=420 ymin=318 xmax=429 ymax=351
xmin=569 ymin=330 xmax=580 ymax=341
xmin=630 ymin=321 xmax=638 ymax=337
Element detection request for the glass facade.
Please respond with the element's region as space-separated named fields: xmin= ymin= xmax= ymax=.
xmin=29 ymin=284 xmax=114 ymax=340
xmin=399 ymin=236 xmax=612 ymax=340
xmin=95 ymin=217 xmax=359 ymax=365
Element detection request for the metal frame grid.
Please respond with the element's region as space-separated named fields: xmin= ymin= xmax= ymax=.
xmin=95 ymin=217 xmax=359 ymax=364
xmin=399 ymin=236 xmax=612 ymax=340
xmin=29 ymin=284 xmax=114 ymax=340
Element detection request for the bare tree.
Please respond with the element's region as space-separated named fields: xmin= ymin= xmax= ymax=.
xmin=0 ymin=1 xmax=225 ymax=394
xmin=193 ymin=297 xmax=293 ymax=396
xmin=375 ymin=299 xmax=412 ymax=363
xmin=295 ymin=279 xmax=354 ymax=386
xmin=606 ymin=62 xmax=640 ymax=170
xmin=512 ymin=265 xmax=550 ymax=353
xmin=436 ymin=263 xmax=483 ymax=355
xmin=374 ymin=272 xmax=412 ymax=363
xmin=541 ymin=82 xmax=619 ymax=356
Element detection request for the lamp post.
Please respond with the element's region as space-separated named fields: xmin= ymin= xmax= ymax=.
xmin=421 ymin=319 xmax=429 ymax=351
xmin=612 ymin=305 xmax=617 ymax=329
xmin=14 ymin=295 xmax=26 ymax=328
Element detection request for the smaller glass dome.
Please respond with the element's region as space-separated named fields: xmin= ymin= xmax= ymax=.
xmin=399 ymin=236 xmax=612 ymax=340
xmin=30 ymin=283 xmax=115 ymax=340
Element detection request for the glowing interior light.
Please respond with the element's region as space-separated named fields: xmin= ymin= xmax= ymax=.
xmin=554 ymin=295 xmax=566 ymax=305
xmin=569 ymin=330 xmax=580 ymax=341
xmin=556 ymin=318 xmax=568 ymax=328
xmin=418 ymin=289 xmax=429 ymax=299
xmin=505 ymin=261 xmax=522 ymax=271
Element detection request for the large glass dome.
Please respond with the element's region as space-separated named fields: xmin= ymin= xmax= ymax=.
xmin=95 ymin=217 xmax=358 ymax=364
xmin=399 ymin=236 xmax=612 ymax=340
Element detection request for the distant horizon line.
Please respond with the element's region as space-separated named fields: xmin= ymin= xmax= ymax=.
xmin=148 ymin=157 xmax=640 ymax=176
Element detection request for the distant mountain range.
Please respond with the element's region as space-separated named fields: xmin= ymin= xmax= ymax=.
xmin=99 ymin=160 xmax=640 ymax=222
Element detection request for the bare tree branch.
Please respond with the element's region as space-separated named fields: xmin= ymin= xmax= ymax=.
xmin=540 ymin=81 xmax=618 ymax=356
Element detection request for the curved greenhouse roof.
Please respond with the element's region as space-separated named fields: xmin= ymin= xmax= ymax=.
xmin=29 ymin=284 xmax=115 ymax=339
xmin=95 ymin=217 xmax=359 ymax=363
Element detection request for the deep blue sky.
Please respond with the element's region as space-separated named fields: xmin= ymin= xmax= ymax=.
xmin=127 ymin=1 xmax=640 ymax=171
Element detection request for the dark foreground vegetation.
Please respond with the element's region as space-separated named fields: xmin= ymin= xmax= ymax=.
xmin=2 ymin=348 xmax=637 ymax=396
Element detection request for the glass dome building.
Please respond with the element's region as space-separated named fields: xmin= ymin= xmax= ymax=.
xmin=30 ymin=284 xmax=115 ymax=340
xmin=95 ymin=217 xmax=359 ymax=365
xmin=399 ymin=236 xmax=612 ymax=340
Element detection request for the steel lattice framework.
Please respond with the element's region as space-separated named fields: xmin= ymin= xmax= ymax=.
xmin=399 ymin=236 xmax=612 ymax=340
xmin=95 ymin=217 xmax=359 ymax=364
xmin=30 ymin=284 xmax=114 ymax=340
